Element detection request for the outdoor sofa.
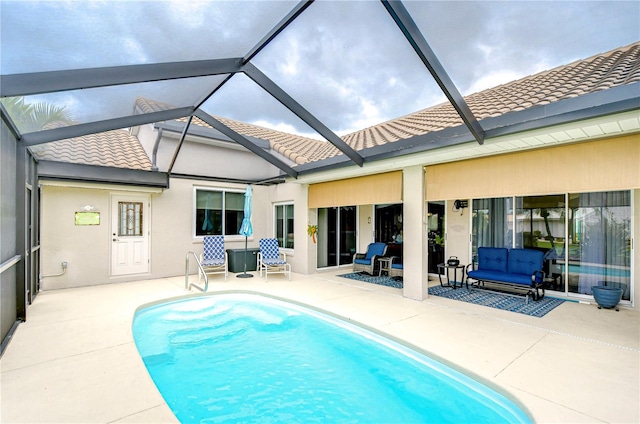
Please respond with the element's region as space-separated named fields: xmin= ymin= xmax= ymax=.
xmin=466 ymin=247 xmax=546 ymax=303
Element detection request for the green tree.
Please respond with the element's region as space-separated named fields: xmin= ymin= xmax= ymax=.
xmin=1 ymin=96 xmax=74 ymax=133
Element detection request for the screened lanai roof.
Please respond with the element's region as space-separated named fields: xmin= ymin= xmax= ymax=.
xmin=1 ymin=0 xmax=639 ymax=182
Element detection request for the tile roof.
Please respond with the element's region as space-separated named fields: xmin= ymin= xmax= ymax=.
xmin=30 ymin=124 xmax=152 ymax=171
xmin=336 ymin=42 xmax=640 ymax=157
xmin=134 ymin=98 xmax=326 ymax=165
xmin=163 ymin=41 xmax=638 ymax=165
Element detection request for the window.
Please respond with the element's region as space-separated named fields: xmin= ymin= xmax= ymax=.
xmin=275 ymin=203 xmax=294 ymax=249
xmin=195 ymin=188 xmax=244 ymax=237
xmin=118 ymin=202 xmax=143 ymax=236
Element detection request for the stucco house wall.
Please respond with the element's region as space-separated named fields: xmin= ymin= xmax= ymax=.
xmin=39 ymin=178 xmax=276 ymax=289
xmin=40 ymin=183 xmax=160 ymax=289
xmin=136 ymin=123 xmax=287 ymax=180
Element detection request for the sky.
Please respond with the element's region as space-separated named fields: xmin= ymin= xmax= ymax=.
xmin=1 ymin=0 xmax=639 ymax=138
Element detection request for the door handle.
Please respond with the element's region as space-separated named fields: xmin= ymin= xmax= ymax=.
xmin=113 ymin=238 xmax=118 ymax=242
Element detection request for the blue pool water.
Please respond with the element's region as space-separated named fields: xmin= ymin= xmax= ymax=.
xmin=133 ymin=294 xmax=531 ymax=423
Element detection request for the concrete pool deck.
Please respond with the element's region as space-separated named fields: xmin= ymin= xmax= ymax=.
xmin=1 ymin=270 xmax=638 ymax=423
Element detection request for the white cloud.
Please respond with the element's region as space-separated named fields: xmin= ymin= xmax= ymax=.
xmin=251 ymin=120 xmax=324 ymax=141
xmin=280 ymin=37 xmax=301 ymax=77
xmin=122 ymin=38 xmax=149 ymax=64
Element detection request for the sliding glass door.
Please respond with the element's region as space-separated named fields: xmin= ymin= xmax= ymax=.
xmin=317 ymin=206 xmax=357 ymax=268
xmin=472 ymin=190 xmax=632 ymax=301
xmin=515 ymin=195 xmax=566 ymax=291
xmin=567 ymin=191 xmax=631 ymax=300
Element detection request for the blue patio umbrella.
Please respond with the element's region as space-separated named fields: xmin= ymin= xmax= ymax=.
xmin=237 ymin=185 xmax=253 ymax=278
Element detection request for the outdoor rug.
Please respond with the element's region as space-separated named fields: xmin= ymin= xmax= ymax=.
xmin=428 ymin=285 xmax=565 ymax=318
xmin=338 ymin=272 xmax=403 ymax=289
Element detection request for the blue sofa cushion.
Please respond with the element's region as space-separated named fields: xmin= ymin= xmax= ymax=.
xmin=508 ymin=249 xmax=544 ymax=276
xmin=468 ymin=269 xmax=531 ymax=286
xmin=477 ymin=247 xmax=508 ymax=273
xmin=365 ymin=243 xmax=387 ymax=260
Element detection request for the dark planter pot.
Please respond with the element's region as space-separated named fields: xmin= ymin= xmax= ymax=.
xmin=591 ymin=286 xmax=623 ymax=311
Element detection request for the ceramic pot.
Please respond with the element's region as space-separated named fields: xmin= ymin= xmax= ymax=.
xmin=591 ymin=286 xmax=623 ymax=310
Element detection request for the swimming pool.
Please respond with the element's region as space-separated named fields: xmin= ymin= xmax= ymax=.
xmin=133 ymin=293 xmax=531 ymax=423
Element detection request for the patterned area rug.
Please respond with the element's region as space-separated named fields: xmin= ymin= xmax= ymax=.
xmin=338 ymin=272 xmax=403 ymax=289
xmin=428 ymin=285 xmax=565 ymax=318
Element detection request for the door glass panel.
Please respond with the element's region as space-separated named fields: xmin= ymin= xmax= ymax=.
xmin=374 ymin=204 xmax=403 ymax=243
xmin=317 ymin=206 xmax=356 ymax=268
xmin=515 ymin=195 xmax=565 ymax=290
xmin=472 ymin=197 xmax=513 ymax=252
xmin=339 ymin=207 xmax=356 ymax=266
xmin=428 ymin=202 xmax=445 ymax=274
xmin=316 ymin=207 xmax=337 ymax=268
xmin=568 ymin=191 xmax=631 ymax=300
xmin=118 ymin=202 xmax=143 ymax=236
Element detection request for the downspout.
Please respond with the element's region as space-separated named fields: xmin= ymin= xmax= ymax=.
xmin=151 ymin=128 xmax=163 ymax=171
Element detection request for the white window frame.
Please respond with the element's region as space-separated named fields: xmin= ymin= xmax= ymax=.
xmin=274 ymin=202 xmax=294 ymax=252
xmin=193 ymin=186 xmax=245 ymax=240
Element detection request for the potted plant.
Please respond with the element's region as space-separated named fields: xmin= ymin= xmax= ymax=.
xmin=307 ymin=224 xmax=318 ymax=244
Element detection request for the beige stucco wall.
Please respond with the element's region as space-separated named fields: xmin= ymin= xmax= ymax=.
xmin=444 ymin=199 xmax=471 ymax=268
xmin=40 ymin=184 xmax=161 ymax=289
xmin=137 ymin=124 xmax=285 ymax=181
xmin=358 ymin=205 xmax=374 ymax=252
xmin=39 ymin=178 xmax=279 ymax=289
xmin=264 ymin=182 xmax=310 ymax=274
xmin=149 ymin=178 xmax=267 ymax=278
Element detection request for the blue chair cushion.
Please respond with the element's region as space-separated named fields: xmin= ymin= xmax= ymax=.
xmin=467 ymin=269 xmax=531 ymax=286
xmin=391 ymin=263 xmax=403 ymax=270
xmin=508 ymin=249 xmax=544 ymax=276
xmin=365 ymin=243 xmax=387 ymax=260
xmin=477 ymin=247 xmax=508 ymax=273
xmin=354 ymin=258 xmax=372 ymax=265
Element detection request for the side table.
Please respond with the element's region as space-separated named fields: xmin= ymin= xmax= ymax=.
xmin=437 ymin=263 xmax=466 ymax=289
xmin=378 ymin=257 xmax=392 ymax=276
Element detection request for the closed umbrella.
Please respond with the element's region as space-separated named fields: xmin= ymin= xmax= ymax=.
xmin=237 ymin=185 xmax=253 ymax=278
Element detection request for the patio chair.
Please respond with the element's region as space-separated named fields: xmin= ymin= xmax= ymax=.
xmin=352 ymin=242 xmax=387 ymax=275
xmin=257 ymin=238 xmax=291 ymax=281
xmin=199 ymin=235 xmax=228 ymax=282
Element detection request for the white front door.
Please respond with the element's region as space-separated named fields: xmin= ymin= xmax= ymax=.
xmin=111 ymin=194 xmax=150 ymax=276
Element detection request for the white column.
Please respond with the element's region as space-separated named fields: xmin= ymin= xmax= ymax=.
xmin=402 ymin=166 xmax=428 ymax=300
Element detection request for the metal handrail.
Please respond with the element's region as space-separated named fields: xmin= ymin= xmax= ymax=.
xmin=0 ymin=255 xmax=21 ymax=275
xmin=185 ymin=251 xmax=208 ymax=292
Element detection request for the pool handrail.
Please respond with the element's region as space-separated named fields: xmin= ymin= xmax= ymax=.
xmin=185 ymin=251 xmax=208 ymax=292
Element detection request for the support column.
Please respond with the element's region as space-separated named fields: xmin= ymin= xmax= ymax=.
xmin=402 ymin=166 xmax=428 ymax=300
xmin=15 ymin=143 xmax=27 ymax=320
